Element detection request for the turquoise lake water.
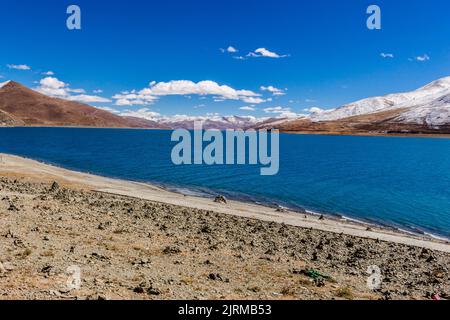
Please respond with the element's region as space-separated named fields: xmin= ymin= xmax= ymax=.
xmin=1 ymin=127 xmax=449 ymax=238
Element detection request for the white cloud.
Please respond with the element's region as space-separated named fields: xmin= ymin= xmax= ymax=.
xmin=42 ymin=71 xmax=55 ymax=75
xmin=241 ymin=96 xmax=267 ymax=104
xmin=380 ymin=53 xmax=394 ymax=59
xmin=304 ymin=107 xmax=325 ymax=114
xmin=66 ymin=94 xmax=111 ymax=103
xmin=7 ymin=64 xmax=31 ymax=70
xmin=93 ymin=89 xmax=103 ymax=94
xmin=120 ymin=108 xmax=161 ymax=120
xmin=263 ymin=106 xmax=304 ymax=118
xmin=112 ymin=80 xmax=264 ymax=106
xmin=240 ymin=106 xmax=256 ymax=111
xmin=67 ymin=88 xmax=86 ymax=94
xmin=221 ymin=46 xmax=238 ymax=53
xmin=260 ymin=85 xmax=286 ymax=96
xmin=147 ymin=80 xmax=259 ymax=98
xmin=415 ymin=54 xmax=430 ymax=62
xmin=247 ymin=48 xmax=289 ymax=59
xmin=35 ymin=77 xmax=111 ymax=104
xmin=113 ymin=91 xmax=158 ymax=106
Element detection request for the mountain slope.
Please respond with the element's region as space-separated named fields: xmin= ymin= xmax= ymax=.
xmin=0 ymin=81 xmax=155 ymax=128
xmin=0 ymin=81 xmax=269 ymax=130
xmin=310 ymin=77 xmax=450 ymax=123
xmin=158 ymin=115 xmax=264 ymax=130
xmin=2 ymin=78 xmax=450 ymax=134
xmin=263 ymin=77 xmax=450 ymax=135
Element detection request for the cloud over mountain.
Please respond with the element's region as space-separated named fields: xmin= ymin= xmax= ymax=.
xmin=35 ymin=77 xmax=111 ymax=104
xmin=113 ymin=80 xmax=264 ymax=106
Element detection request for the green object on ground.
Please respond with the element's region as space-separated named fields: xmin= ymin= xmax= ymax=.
xmin=305 ymin=269 xmax=331 ymax=280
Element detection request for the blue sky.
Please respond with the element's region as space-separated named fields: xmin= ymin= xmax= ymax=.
xmin=1 ymin=0 xmax=450 ymax=120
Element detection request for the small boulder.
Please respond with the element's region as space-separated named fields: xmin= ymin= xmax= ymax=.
xmin=7 ymin=204 xmax=19 ymax=212
xmin=275 ymin=206 xmax=288 ymax=213
xmin=163 ymin=246 xmax=181 ymax=255
xmin=214 ymin=195 xmax=227 ymax=204
xmin=50 ymin=181 xmax=60 ymax=192
xmin=201 ymin=225 xmax=212 ymax=233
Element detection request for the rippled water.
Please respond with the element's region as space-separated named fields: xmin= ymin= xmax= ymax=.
xmin=1 ymin=127 xmax=449 ymax=238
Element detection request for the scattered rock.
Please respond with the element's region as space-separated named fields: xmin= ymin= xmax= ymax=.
xmin=98 ymin=222 xmax=111 ymax=230
xmin=41 ymin=265 xmax=53 ymax=275
xmin=133 ymin=286 xmax=145 ymax=294
xmin=163 ymin=246 xmax=181 ymax=255
xmin=352 ymin=248 xmax=368 ymax=259
xmin=49 ymin=290 xmax=62 ymax=297
xmin=133 ymin=282 xmax=161 ymax=296
xmin=8 ymin=203 xmax=19 ymax=211
xmin=201 ymin=225 xmax=212 ymax=233
xmin=147 ymin=287 xmax=161 ymax=296
xmin=49 ymin=181 xmax=60 ymax=192
xmin=0 ymin=262 xmax=14 ymax=272
xmin=132 ymin=258 xmax=150 ymax=266
xmin=214 ymin=195 xmax=227 ymax=204
xmin=208 ymin=273 xmax=228 ymax=282
xmin=1 ymin=176 xmax=450 ymax=300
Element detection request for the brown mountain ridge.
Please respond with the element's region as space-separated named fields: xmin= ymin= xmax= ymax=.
xmin=0 ymin=81 xmax=162 ymax=128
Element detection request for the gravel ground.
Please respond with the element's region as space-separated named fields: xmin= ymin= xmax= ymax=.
xmin=0 ymin=177 xmax=449 ymax=300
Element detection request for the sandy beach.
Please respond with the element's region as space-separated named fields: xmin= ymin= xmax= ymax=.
xmin=0 ymin=153 xmax=449 ymax=300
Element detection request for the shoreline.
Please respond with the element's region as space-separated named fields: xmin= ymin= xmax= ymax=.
xmin=283 ymin=130 xmax=450 ymax=139
xmin=162 ymin=185 xmax=449 ymax=243
xmin=1 ymin=125 xmax=450 ymax=139
xmin=1 ymin=152 xmax=449 ymax=253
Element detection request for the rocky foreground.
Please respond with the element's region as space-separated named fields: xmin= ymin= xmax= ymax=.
xmin=0 ymin=177 xmax=449 ymax=300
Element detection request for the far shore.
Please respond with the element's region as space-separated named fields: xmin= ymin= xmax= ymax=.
xmin=1 ymin=125 xmax=450 ymax=139
xmin=1 ymin=153 xmax=449 ymax=253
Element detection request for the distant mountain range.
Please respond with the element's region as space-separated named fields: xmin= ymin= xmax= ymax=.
xmin=1 ymin=78 xmax=450 ymax=135
xmin=257 ymin=77 xmax=450 ymax=135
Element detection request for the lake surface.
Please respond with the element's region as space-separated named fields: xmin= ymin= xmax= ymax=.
xmin=1 ymin=127 xmax=449 ymax=239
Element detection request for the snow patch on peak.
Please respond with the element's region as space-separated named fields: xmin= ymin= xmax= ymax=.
xmin=0 ymin=80 xmax=11 ymax=89
xmin=395 ymin=105 xmax=450 ymax=127
xmin=310 ymin=76 xmax=450 ymax=122
xmin=418 ymin=76 xmax=450 ymax=91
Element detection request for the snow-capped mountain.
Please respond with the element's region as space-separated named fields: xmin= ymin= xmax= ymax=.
xmin=0 ymin=80 xmax=11 ymax=89
xmin=158 ymin=115 xmax=266 ymax=130
xmin=258 ymin=76 xmax=450 ymax=134
xmin=309 ymin=76 xmax=450 ymax=126
xmin=2 ymin=77 xmax=450 ymax=134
